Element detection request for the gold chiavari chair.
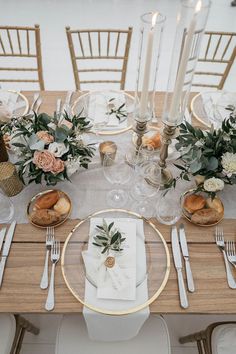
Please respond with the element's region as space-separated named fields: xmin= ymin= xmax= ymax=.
xmin=179 ymin=321 xmax=236 ymax=354
xmin=65 ymin=27 xmax=133 ymax=90
xmin=0 ymin=24 xmax=44 ymax=90
xmin=180 ymin=30 xmax=236 ymax=90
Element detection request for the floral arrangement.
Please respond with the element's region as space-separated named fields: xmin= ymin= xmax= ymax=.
xmin=173 ymin=105 xmax=236 ymax=197
xmin=2 ymin=111 xmax=95 ymax=185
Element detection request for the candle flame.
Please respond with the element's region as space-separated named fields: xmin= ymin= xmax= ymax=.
xmin=151 ymin=12 xmax=158 ymax=27
xmin=195 ymin=0 xmax=202 ymax=13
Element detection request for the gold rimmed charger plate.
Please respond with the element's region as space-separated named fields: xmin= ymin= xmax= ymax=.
xmin=181 ymin=189 xmax=224 ymax=227
xmin=71 ymin=90 xmax=135 ymax=136
xmin=0 ymin=89 xmax=29 ymax=117
xmin=27 ymin=189 xmax=72 ymax=228
xmin=61 ymin=209 xmax=170 ymax=316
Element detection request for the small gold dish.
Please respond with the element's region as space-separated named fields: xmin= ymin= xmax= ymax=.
xmin=181 ymin=189 xmax=224 ymax=227
xmin=27 ymin=189 xmax=72 ymax=228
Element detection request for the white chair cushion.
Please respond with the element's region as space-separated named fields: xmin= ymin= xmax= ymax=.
xmin=55 ymin=314 xmax=171 ymax=354
xmin=0 ymin=314 xmax=16 ymax=354
xmin=212 ymin=323 xmax=236 ymax=354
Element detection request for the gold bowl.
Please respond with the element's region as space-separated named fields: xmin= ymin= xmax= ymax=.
xmin=180 ymin=189 xmax=224 ymax=227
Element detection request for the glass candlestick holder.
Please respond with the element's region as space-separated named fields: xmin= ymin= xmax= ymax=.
xmin=162 ymin=0 xmax=211 ymax=127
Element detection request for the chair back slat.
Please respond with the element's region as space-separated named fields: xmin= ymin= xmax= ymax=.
xmin=16 ymin=29 xmax=22 ymax=54
xmin=6 ymin=29 xmax=14 ymax=54
xmin=66 ymin=27 xmax=133 ymax=90
xmin=88 ymin=32 xmax=93 ymax=57
xmin=180 ymin=30 xmax=236 ymax=90
xmin=0 ymin=24 xmax=44 ymax=90
xmin=115 ymin=32 xmax=120 ymax=57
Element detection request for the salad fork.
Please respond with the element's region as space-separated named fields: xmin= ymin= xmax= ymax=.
xmin=45 ymin=240 xmax=60 ymax=311
xmin=40 ymin=227 xmax=54 ymax=289
xmin=215 ymin=227 xmax=236 ymax=289
xmin=226 ymin=241 xmax=236 ymax=268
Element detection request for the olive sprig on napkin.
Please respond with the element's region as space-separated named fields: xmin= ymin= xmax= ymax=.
xmin=106 ymin=98 xmax=127 ymax=122
xmin=92 ymin=219 xmax=126 ymax=254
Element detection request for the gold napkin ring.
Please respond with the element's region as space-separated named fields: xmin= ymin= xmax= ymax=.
xmin=104 ymin=256 xmax=115 ymax=268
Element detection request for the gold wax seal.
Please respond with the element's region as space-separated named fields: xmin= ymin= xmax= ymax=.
xmin=104 ymin=256 xmax=115 ymax=268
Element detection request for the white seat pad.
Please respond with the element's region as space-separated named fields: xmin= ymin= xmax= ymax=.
xmin=212 ymin=324 xmax=236 ymax=354
xmin=56 ymin=314 xmax=171 ymax=354
xmin=0 ymin=314 xmax=16 ymax=354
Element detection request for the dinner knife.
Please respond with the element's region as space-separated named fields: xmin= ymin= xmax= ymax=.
xmin=171 ymin=226 xmax=188 ymax=309
xmin=179 ymin=224 xmax=195 ymax=293
xmin=0 ymin=228 xmax=6 ymax=254
xmin=0 ymin=221 xmax=16 ymax=288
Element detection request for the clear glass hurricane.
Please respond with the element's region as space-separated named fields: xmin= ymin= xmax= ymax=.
xmin=0 ymin=193 xmax=14 ymax=223
xmin=103 ymin=148 xmax=132 ymax=207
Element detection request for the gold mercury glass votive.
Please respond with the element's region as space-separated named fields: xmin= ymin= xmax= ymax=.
xmin=99 ymin=141 xmax=117 ymax=165
xmin=0 ymin=162 xmax=23 ymax=197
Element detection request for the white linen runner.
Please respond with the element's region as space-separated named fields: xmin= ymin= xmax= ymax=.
xmin=83 ymin=218 xmax=150 ymax=341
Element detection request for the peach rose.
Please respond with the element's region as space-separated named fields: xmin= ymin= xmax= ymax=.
xmin=33 ymin=150 xmax=56 ymax=172
xmin=51 ymin=158 xmax=65 ymax=175
xmin=36 ymin=131 xmax=54 ymax=144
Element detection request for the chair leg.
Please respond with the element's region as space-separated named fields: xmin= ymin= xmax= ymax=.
xmin=179 ymin=330 xmax=205 ymax=344
xmin=10 ymin=315 xmax=40 ymax=354
xmin=197 ymin=340 xmax=204 ymax=354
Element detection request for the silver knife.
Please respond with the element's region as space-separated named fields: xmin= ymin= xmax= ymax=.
xmin=179 ymin=224 xmax=195 ymax=293
xmin=0 ymin=221 xmax=16 ymax=288
xmin=171 ymin=226 xmax=188 ymax=309
xmin=0 ymin=228 xmax=6 ymax=253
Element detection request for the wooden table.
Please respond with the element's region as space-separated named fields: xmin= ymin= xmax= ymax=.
xmin=1 ymin=91 xmax=235 ymax=314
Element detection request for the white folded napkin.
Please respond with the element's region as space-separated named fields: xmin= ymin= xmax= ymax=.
xmin=82 ymin=218 xmax=136 ymax=300
xmin=88 ymin=92 xmax=128 ymax=130
xmin=83 ymin=218 xmax=150 ymax=341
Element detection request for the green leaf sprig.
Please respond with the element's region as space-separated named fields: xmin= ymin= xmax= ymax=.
xmin=92 ymin=219 xmax=126 ymax=254
xmin=106 ymin=98 xmax=127 ymax=122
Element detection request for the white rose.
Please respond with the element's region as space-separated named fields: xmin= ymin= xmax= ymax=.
xmin=65 ymin=159 xmax=80 ymax=177
xmin=203 ymin=177 xmax=224 ymax=192
xmin=48 ymin=142 xmax=69 ymax=157
xmin=221 ymin=152 xmax=236 ymax=177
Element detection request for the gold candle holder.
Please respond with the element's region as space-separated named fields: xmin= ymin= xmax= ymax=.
xmin=99 ymin=141 xmax=117 ymax=165
xmin=0 ymin=162 xmax=23 ymax=196
xmin=146 ymin=123 xmax=176 ymax=189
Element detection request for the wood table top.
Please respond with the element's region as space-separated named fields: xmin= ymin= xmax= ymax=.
xmin=1 ymin=91 xmax=235 ymax=314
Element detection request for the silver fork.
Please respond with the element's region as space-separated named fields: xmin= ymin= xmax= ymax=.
xmin=40 ymin=227 xmax=54 ymax=289
xmin=215 ymin=227 xmax=236 ymax=289
xmin=226 ymin=241 xmax=236 ymax=268
xmin=45 ymin=240 xmax=60 ymax=311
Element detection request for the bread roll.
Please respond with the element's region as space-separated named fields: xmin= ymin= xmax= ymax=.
xmin=31 ymin=208 xmax=61 ymax=226
xmin=142 ymin=132 xmax=161 ymax=149
xmin=53 ymin=197 xmax=71 ymax=215
xmin=184 ymin=194 xmax=206 ymax=214
xmin=206 ymin=197 xmax=224 ymax=215
xmin=34 ymin=191 xmax=59 ymax=210
xmin=191 ymin=208 xmax=220 ymax=225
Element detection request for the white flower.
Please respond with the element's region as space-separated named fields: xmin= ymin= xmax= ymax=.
xmin=65 ymin=159 xmax=80 ymax=177
xmin=203 ymin=177 xmax=224 ymax=192
xmin=221 ymin=152 xmax=236 ymax=177
xmin=48 ymin=142 xmax=69 ymax=157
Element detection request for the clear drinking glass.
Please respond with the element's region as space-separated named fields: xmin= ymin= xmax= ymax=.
xmin=156 ymin=188 xmax=182 ymax=225
xmin=103 ymin=148 xmax=132 ymax=207
xmin=0 ymin=193 xmax=14 ymax=223
xmin=130 ymin=163 xmax=160 ymax=218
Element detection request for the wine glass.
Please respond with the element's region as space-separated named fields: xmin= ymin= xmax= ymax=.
xmin=156 ymin=188 xmax=182 ymax=225
xmin=125 ymin=143 xmax=155 ymax=168
xmin=0 ymin=193 xmax=14 ymax=223
xmin=130 ymin=162 xmax=160 ymax=218
xmin=103 ymin=148 xmax=132 ymax=207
